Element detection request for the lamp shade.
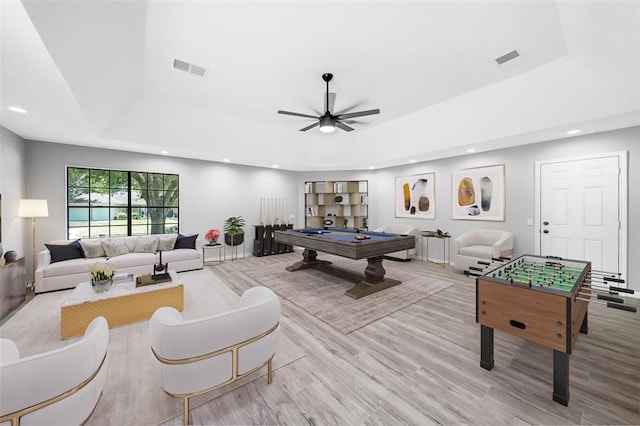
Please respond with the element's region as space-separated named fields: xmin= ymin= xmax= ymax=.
xmin=18 ymin=199 xmax=49 ymax=218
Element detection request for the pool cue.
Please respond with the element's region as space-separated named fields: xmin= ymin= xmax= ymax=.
xmin=576 ymin=296 xmax=637 ymax=312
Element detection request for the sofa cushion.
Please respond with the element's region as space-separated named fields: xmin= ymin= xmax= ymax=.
xmin=101 ymin=240 xmax=130 ymax=258
xmin=43 ymin=257 xmax=105 ymax=278
xmin=45 ymin=240 xmax=84 ymax=263
xmin=80 ymin=239 xmax=106 ymax=258
xmin=133 ymin=236 xmax=159 ymax=253
xmin=174 ymin=234 xmax=198 ymax=250
xmin=161 ymin=248 xmax=200 ymax=262
xmin=107 ymin=252 xmax=156 ymax=269
xmin=459 ymin=245 xmax=493 ymax=259
xmin=157 ymin=234 xmax=178 ymax=251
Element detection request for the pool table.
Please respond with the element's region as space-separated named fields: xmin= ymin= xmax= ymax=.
xmin=274 ymin=227 xmax=416 ymax=299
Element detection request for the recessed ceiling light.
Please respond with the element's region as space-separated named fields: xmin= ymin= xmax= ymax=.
xmin=223 ymin=158 xmax=230 ymax=162
xmin=467 ymin=148 xmax=476 ymax=153
xmin=567 ymin=129 xmax=581 ymax=135
xmin=159 ymin=150 xmax=169 ymax=155
xmin=409 ymin=159 xmax=416 ymax=163
xmin=8 ymin=106 xmax=27 ymax=114
xmin=369 ymin=166 xmax=375 ymax=170
xmin=272 ymin=165 xmax=278 ymax=168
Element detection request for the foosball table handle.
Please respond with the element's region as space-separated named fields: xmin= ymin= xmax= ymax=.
xmin=607 ymin=302 xmax=637 ymax=312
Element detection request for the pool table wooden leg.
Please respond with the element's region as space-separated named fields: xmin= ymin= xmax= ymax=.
xmin=285 ymin=249 xmax=332 ymax=272
xmin=345 ymin=257 xmax=401 ymax=299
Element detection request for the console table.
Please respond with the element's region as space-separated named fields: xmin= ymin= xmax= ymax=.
xmin=420 ymin=231 xmax=451 ymax=267
xmin=0 ymin=256 xmax=26 ymax=321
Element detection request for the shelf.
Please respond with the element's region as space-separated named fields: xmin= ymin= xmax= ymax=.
xmin=304 ymin=180 xmax=368 ymax=230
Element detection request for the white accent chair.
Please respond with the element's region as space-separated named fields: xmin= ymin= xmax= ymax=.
xmin=149 ymin=286 xmax=281 ymax=426
xmin=374 ymin=224 xmax=418 ymax=260
xmin=454 ymin=229 xmax=514 ymax=273
xmin=0 ymin=316 xmax=109 ymax=426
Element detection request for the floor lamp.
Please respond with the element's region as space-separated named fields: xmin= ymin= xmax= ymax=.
xmin=18 ymin=199 xmax=49 ymax=289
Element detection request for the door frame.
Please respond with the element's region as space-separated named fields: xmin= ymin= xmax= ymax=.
xmin=534 ymin=151 xmax=628 ymax=279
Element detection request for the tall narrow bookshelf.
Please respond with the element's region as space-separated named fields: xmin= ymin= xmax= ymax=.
xmin=304 ymin=180 xmax=368 ymax=229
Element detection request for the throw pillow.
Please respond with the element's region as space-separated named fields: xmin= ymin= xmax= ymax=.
xmin=174 ymin=233 xmax=198 ymax=250
xmin=157 ymin=234 xmax=178 ymax=251
xmin=101 ymin=239 xmax=130 ymax=258
xmin=133 ymin=235 xmax=159 ymax=253
xmin=45 ymin=240 xmax=85 ymax=263
xmin=80 ymin=239 xmax=106 ymax=258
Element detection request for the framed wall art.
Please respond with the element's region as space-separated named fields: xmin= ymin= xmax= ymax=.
xmin=452 ymin=164 xmax=505 ymax=221
xmin=395 ymin=173 xmax=435 ymax=219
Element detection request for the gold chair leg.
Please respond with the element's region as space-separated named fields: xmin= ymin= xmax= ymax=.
xmin=183 ymin=397 xmax=189 ymax=426
xmin=267 ymin=358 xmax=273 ymax=384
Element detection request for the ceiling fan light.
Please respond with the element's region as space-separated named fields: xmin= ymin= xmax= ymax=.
xmin=319 ymin=116 xmax=335 ymax=133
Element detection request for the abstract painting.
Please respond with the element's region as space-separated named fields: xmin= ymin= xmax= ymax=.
xmin=395 ymin=173 xmax=435 ymax=219
xmin=452 ymin=164 xmax=505 ymax=221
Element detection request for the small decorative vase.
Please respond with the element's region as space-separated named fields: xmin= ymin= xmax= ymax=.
xmin=91 ymin=278 xmax=113 ymax=293
xmin=207 ymin=239 xmax=218 ymax=246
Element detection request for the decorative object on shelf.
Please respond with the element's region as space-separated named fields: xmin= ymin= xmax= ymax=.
xmin=394 ymin=173 xmax=435 ymax=219
xmin=324 ymin=219 xmax=333 ymax=226
xmin=334 ymin=195 xmax=343 ymax=203
xmin=3 ymin=250 xmax=17 ymax=263
xmin=205 ymin=229 xmax=220 ymax=245
xmin=452 ymin=164 xmax=505 ymax=221
xmin=224 ymin=216 xmax=246 ymax=246
xmin=0 ymin=241 xmax=3 ymax=258
xmin=88 ymin=262 xmax=116 ymax=293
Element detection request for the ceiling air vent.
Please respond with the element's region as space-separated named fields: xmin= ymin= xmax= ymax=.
xmin=495 ymin=49 xmax=520 ymax=65
xmin=173 ymin=59 xmax=208 ymax=77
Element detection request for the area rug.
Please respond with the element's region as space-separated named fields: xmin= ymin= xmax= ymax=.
xmin=0 ymin=268 xmax=305 ymax=426
xmin=213 ymin=252 xmax=455 ymax=334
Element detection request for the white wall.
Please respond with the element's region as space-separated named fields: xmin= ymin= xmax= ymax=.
xmin=0 ymin=126 xmax=27 ymax=272
xmin=17 ymin=125 xmax=640 ymax=292
xmin=24 ymin=140 xmax=299 ymax=267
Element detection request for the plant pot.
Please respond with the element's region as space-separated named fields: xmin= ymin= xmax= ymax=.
xmin=91 ymin=278 xmax=113 ymax=293
xmin=224 ymin=233 xmax=244 ymax=246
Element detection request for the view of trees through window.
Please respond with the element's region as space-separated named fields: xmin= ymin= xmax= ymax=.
xmin=67 ymin=167 xmax=179 ymax=239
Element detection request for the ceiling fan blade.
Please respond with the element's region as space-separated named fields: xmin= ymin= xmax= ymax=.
xmin=300 ymin=122 xmax=320 ymax=131
xmin=335 ymin=121 xmax=355 ymax=132
xmin=324 ymin=92 xmax=336 ymax=114
xmin=335 ymin=108 xmax=380 ymax=120
xmin=278 ymin=110 xmax=319 ymax=119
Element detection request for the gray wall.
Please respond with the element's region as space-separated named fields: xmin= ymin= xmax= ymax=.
xmin=0 ymin=127 xmax=27 ymax=271
xmin=5 ymin=125 xmax=639 ymax=291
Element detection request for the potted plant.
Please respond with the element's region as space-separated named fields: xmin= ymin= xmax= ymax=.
xmin=224 ymin=216 xmax=246 ymax=246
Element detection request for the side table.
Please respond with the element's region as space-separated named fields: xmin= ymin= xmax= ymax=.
xmin=420 ymin=231 xmax=451 ymax=267
xmin=202 ymin=243 xmax=223 ymax=265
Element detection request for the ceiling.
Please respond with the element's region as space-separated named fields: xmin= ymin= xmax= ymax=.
xmin=1 ymin=1 xmax=639 ymax=171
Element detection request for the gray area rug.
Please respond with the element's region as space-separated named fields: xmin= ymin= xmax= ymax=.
xmin=0 ymin=268 xmax=304 ymax=426
xmin=214 ymin=252 xmax=455 ymax=334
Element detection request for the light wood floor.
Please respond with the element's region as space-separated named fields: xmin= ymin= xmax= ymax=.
xmin=160 ymin=260 xmax=640 ymax=425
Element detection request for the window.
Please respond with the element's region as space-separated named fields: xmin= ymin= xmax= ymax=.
xmin=67 ymin=167 xmax=179 ymax=239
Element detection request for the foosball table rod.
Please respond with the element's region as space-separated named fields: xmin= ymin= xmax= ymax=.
xmin=576 ymin=295 xmax=637 ymax=312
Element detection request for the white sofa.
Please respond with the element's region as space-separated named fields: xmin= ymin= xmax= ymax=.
xmin=149 ymin=286 xmax=281 ymax=425
xmin=453 ymin=229 xmax=514 ymax=273
xmin=35 ymin=234 xmax=203 ymax=293
xmin=0 ymin=316 xmax=108 ymax=426
xmin=374 ymin=224 xmax=418 ymax=260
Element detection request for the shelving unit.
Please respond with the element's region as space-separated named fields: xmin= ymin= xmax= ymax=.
xmin=304 ymin=180 xmax=368 ymax=229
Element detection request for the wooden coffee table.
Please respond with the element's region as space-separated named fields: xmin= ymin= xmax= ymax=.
xmin=60 ymin=270 xmax=184 ymax=339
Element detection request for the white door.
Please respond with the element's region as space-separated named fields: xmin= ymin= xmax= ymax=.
xmin=535 ymin=152 xmax=626 ymax=279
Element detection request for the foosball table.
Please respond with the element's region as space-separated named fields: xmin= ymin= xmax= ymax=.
xmin=476 ymin=254 xmax=635 ymax=406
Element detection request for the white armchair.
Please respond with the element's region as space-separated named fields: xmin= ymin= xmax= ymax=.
xmin=0 ymin=316 xmax=109 ymax=426
xmin=454 ymin=229 xmax=514 ymax=273
xmin=374 ymin=224 xmax=418 ymax=260
xmin=149 ymin=286 xmax=281 ymax=426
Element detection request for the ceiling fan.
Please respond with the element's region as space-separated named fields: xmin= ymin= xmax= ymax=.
xmin=278 ymin=73 xmax=380 ymax=133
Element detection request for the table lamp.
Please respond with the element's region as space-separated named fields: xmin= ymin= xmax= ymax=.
xmin=18 ymin=199 xmax=49 ymax=288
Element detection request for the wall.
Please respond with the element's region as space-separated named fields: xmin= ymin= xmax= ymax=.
xmin=18 ymin=125 xmax=640 ymax=292
xmin=300 ymin=126 xmax=640 ymax=292
xmin=24 ymin=140 xmax=299 ymax=269
xmin=0 ymin=126 xmax=27 ymax=270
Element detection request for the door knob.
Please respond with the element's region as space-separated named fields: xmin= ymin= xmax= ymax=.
xmin=543 ymin=221 xmax=549 ymax=226
xmin=543 ymin=229 xmax=549 ymax=234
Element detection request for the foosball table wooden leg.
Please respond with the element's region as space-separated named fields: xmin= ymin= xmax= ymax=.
xmin=480 ymin=325 xmax=494 ymax=370
xmin=553 ymin=350 xmax=570 ymax=406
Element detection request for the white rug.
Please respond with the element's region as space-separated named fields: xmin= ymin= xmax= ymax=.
xmin=0 ymin=268 xmax=304 ymax=426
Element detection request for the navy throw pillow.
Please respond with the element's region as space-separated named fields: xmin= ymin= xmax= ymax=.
xmin=45 ymin=240 xmax=85 ymax=263
xmin=174 ymin=234 xmax=198 ymax=250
